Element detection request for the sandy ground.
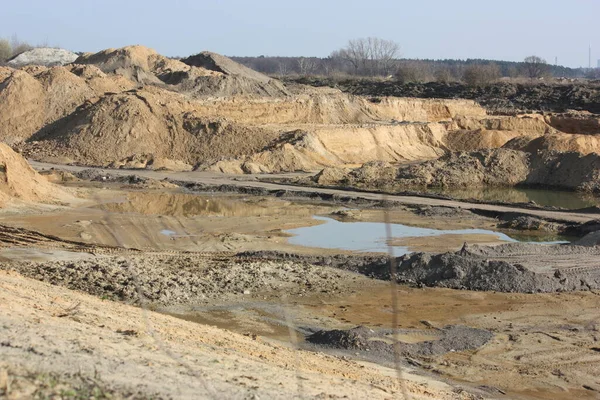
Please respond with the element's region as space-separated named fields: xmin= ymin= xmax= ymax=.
xmin=1 ymin=175 xmax=599 ymax=400
xmin=0 ymin=269 xmax=477 ymax=399
xmin=164 ymin=279 xmax=600 ymax=400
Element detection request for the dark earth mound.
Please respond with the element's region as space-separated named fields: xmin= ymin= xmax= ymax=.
xmin=285 ymin=77 xmax=600 ymax=115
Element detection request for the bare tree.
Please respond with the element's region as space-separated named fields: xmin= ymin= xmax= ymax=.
xmin=522 ymin=56 xmax=549 ymax=79
xmin=331 ymin=37 xmax=400 ymax=76
xmin=368 ymin=37 xmax=401 ymax=75
xmin=297 ymin=57 xmax=317 ymax=76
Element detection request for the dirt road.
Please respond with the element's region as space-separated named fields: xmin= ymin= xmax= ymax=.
xmin=31 ymin=161 xmax=600 ymax=224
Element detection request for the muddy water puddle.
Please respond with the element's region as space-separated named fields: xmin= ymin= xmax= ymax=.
xmin=167 ymin=286 xmax=600 ymax=400
xmin=423 ymin=186 xmax=600 ymax=209
xmin=286 ymin=216 xmax=566 ymax=254
xmin=94 ymin=191 xmax=272 ymax=217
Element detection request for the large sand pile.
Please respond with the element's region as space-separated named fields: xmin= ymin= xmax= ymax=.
xmin=75 ymin=46 xmax=289 ymax=98
xmin=181 ymin=51 xmax=289 ymax=97
xmin=25 ymin=88 xmax=280 ymax=168
xmin=209 ymin=122 xmax=448 ymax=173
xmin=7 ymin=48 xmax=79 ymax=67
xmin=0 ymin=143 xmax=72 ymax=206
xmin=0 ymin=64 xmax=135 ymax=144
xmin=504 ymin=133 xmax=600 ymax=155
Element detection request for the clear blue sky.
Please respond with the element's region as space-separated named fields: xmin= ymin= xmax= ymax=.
xmin=2 ymin=0 xmax=598 ymax=67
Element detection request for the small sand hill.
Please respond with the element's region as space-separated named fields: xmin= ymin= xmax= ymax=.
xmin=27 ymin=88 xmax=280 ymax=168
xmin=0 ymin=143 xmax=72 ymax=207
xmin=181 ymin=51 xmax=289 ymax=97
xmin=0 ymin=65 xmax=135 ymax=144
xmin=75 ymin=46 xmax=289 ymax=98
xmin=504 ymin=133 xmax=600 ymax=155
xmin=446 ymin=115 xmax=554 ymax=152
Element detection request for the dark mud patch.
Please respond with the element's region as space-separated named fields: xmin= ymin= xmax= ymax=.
xmin=307 ymin=325 xmax=493 ymax=362
xmin=396 ymin=243 xmax=600 ymax=293
xmin=7 ymin=255 xmax=366 ymax=306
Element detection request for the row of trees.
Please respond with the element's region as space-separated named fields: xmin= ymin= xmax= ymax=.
xmin=232 ymin=37 xmax=586 ymax=84
xmin=396 ymin=56 xmax=552 ymax=86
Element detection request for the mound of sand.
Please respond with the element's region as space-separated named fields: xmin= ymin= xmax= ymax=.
xmin=181 ymin=51 xmax=289 ymax=97
xmin=446 ymin=115 xmax=553 ymax=152
xmin=74 ymin=45 xmax=189 ymax=85
xmin=446 ymin=129 xmax=535 ymax=152
xmin=0 ymin=143 xmax=72 ymax=206
xmin=0 ymin=69 xmax=46 ymax=144
xmin=395 ymin=149 xmax=530 ymax=188
xmin=23 ymin=88 xmax=280 ymax=168
xmin=75 ymin=45 xmax=289 ymax=98
xmin=545 ymin=112 xmax=600 ymax=134
xmin=505 ymin=133 xmax=600 ymax=155
xmin=7 ymin=48 xmax=79 ymax=67
xmin=208 ymin=122 xmax=449 ymax=174
xmin=183 ymin=51 xmax=272 ymax=83
xmin=526 ymin=151 xmax=600 ymax=192
xmin=0 ymin=64 xmax=136 ymax=144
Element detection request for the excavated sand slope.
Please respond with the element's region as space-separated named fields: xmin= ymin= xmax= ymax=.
xmin=3 ymin=44 xmax=600 ymax=174
xmin=315 ymin=148 xmax=600 ymax=193
xmin=209 ymin=123 xmax=449 ymax=173
xmin=0 ymin=143 xmax=73 ymax=206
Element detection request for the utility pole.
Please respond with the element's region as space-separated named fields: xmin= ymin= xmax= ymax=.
xmin=589 ymin=44 xmax=592 ymax=69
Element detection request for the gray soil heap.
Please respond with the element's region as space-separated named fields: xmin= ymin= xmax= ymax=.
xmin=307 ymin=325 xmax=494 ymax=363
xmin=7 ymin=48 xmax=79 ymax=67
xmin=396 ymin=242 xmax=600 ymax=293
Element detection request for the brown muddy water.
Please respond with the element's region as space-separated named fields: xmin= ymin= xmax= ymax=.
xmin=423 ymin=186 xmax=600 ymax=209
xmin=164 ymin=283 xmax=600 ymax=400
xmin=91 ymin=191 xmax=569 ymax=254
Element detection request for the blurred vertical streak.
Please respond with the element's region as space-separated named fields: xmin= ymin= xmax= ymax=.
xmin=94 ymin=185 xmax=219 ymax=398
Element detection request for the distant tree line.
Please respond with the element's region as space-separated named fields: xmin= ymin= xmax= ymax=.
xmin=231 ymin=37 xmax=593 ymax=85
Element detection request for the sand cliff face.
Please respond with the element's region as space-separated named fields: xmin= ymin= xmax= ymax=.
xmin=1 ymin=45 xmax=600 ymax=178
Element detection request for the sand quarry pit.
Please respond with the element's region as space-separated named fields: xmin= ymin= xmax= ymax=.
xmin=1 ymin=45 xmax=600 ymax=399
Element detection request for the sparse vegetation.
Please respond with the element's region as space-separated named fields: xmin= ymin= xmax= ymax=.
xmin=0 ymin=35 xmax=34 ymax=63
xmin=462 ymin=63 xmax=501 ymax=86
xmin=395 ymin=62 xmax=432 ymax=83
